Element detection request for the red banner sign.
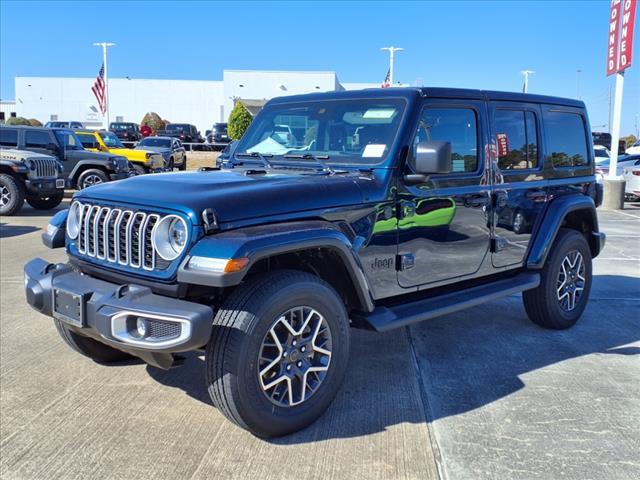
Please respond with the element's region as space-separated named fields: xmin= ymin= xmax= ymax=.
xmin=496 ymin=133 xmax=509 ymax=157
xmin=618 ymin=0 xmax=637 ymax=71
xmin=607 ymin=0 xmax=637 ymax=75
xmin=607 ymin=0 xmax=623 ymax=76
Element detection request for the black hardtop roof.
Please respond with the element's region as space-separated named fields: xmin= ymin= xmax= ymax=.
xmin=267 ymin=87 xmax=585 ymax=109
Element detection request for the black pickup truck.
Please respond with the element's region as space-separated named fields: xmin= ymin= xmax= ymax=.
xmin=158 ymin=123 xmax=204 ymax=143
xmin=25 ymin=88 xmax=604 ymax=438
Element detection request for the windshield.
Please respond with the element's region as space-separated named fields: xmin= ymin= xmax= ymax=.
xmin=54 ymin=130 xmax=84 ymax=150
xmin=48 ymin=122 xmax=68 ymax=128
xmin=139 ymin=138 xmax=171 ymax=148
xmin=99 ymin=131 xmax=124 ymax=148
xmin=234 ymin=99 xmax=406 ymax=166
xmin=166 ymin=124 xmax=188 ymax=132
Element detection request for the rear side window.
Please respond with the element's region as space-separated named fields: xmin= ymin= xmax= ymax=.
xmin=77 ymin=134 xmax=98 ymax=149
xmin=0 ymin=128 xmax=18 ymax=147
xmin=413 ymin=107 xmax=479 ymax=173
xmin=495 ymin=110 xmax=539 ymax=170
xmin=545 ymin=111 xmax=589 ymax=167
xmin=25 ymin=130 xmax=51 ymax=148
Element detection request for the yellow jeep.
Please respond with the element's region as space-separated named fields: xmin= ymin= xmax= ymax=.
xmin=76 ymin=130 xmax=165 ymax=174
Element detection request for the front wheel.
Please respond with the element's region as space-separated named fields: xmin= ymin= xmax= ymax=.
xmin=523 ymin=228 xmax=592 ymax=329
xmin=26 ymin=191 xmax=64 ymax=210
xmin=205 ymin=270 xmax=350 ymax=437
xmin=0 ymin=174 xmax=25 ymax=216
xmin=77 ymin=169 xmax=109 ymax=189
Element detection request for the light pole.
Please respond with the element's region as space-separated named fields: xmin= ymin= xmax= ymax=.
xmin=381 ymin=46 xmax=403 ymax=85
xmin=93 ymin=42 xmax=115 ymax=129
xmin=576 ymin=69 xmax=582 ymax=99
xmin=520 ymin=70 xmax=535 ymax=93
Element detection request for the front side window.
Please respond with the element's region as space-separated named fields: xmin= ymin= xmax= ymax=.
xmin=77 ymin=133 xmax=99 ymax=149
xmin=236 ymin=99 xmax=406 ymax=166
xmin=99 ymin=131 xmax=124 ymax=148
xmin=0 ymin=128 xmax=18 ymax=147
xmin=25 ymin=130 xmax=51 ymax=148
xmin=54 ymin=130 xmax=83 ymax=150
xmin=495 ymin=110 xmax=539 ymax=170
xmin=412 ymin=107 xmax=478 ymax=173
xmin=545 ymin=111 xmax=589 ymax=167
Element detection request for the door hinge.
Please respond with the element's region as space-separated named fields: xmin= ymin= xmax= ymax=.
xmin=396 ymin=253 xmax=415 ymax=271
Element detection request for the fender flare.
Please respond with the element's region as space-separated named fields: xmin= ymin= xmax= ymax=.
xmin=69 ymin=160 xmax=111 ymax=183
xmin=177 ymin=220 xmax=375 ymax=312
xmin=526 ymin=195 xmax=601 ymax=269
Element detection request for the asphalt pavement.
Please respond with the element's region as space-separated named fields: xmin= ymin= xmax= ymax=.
xmin=0 ymin=201 xmax=638 ymax=480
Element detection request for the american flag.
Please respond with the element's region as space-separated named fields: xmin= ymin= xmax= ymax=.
xmin=381 ymin=69 xmax=391 ymax=88
xmin=92 ymin=63 xmax=106 ymax=114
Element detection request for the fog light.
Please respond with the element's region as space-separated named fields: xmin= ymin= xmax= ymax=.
xmin=136 ymin=318 xmax=147 ymax=337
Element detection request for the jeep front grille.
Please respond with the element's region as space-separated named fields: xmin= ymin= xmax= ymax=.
xmin=31 ymin=158 xmax=58 ymax=178
xmin=76 ymin=204 xmax=163 ymax=271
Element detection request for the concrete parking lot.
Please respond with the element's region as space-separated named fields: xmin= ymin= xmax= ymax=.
xmin=1 ymin=201 xmax=638 ymax=480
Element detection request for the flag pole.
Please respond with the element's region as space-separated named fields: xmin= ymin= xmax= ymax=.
xmin=93 ymin=42 xmax=115 ymax=129
xmin=381 ymin=46 xmax=403 ymax=86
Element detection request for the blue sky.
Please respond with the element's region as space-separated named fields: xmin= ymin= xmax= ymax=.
xmin=1 ymin=0 xmax=638 ymax=134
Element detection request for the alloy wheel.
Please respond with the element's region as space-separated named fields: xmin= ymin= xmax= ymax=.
xmin=556 ymin=250 xmax=586 ymax=311
xmin=82 ymin=175 xmax=103 ymax=188
xmin=258 ymin=306 xmax=332 ymax=407
xmin=0 ymin=185 xmax=10 ymax=207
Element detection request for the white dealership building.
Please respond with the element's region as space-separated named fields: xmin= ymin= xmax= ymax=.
xmin=12 ymin=70 xmax=378 ymax=134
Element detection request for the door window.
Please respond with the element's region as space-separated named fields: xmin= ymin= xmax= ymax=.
xmin=0 ymin=128 xmax=18 ymax=147
xmin=413 ymin=108 xmax=478 ymax=173
xmin=77 ymin=134 xmax=99 ymax=149
xmin=25 ymin=130 xmax=51 ymax=148
xmin=495 ymin=110 xmax=539 ymax=170
xmin=544 ymin=111 xmax=589 ymax=167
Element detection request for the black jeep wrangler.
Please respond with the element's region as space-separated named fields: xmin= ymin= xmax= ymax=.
xmin=25 ymin=88 xmax=605 ymax=437
xmin=0 ymin=125 xmax=130 ymax=190
xmin=0 ymin=148 xmax=65 ymax=216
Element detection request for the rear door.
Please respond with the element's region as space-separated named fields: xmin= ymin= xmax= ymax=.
xmin=489 ymin=102 xmax=547 ymax=267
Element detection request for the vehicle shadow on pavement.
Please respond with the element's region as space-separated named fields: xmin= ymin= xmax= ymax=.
xmin=0 ymin=223 xmax=40 ymax=238
xmin=146 ymin=274 xmax=639 ymax=443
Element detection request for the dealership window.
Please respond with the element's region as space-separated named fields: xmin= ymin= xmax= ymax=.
xmin=10 ymin=112 xmax=16 ymax=118
xmin=25 ymin=130 xmax=51 ymax=148
xmin=0 ymin=128 xmax=18 ymax=147
xmin=50 ymin=114 xmax=58 ymax=121
xmin=0 ymin=112 xmax=4 ymax=122
xmin=545 ymin=111 xmax=589 ymax=167
xmin=115 ymin=116 xmax=123 ymax=122
xmin=413 ymin=107 xmax=478 ymax=173
xmin=495 ymin=110 xmax=538 ymax=170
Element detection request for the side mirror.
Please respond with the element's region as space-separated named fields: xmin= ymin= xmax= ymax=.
xmin=406 ymin=141 xmax=452 ymax=184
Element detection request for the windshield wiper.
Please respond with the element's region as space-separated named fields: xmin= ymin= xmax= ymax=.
xmin=283 ymin=153 xmax=335 ymax=174
xmin=235 ymin=152 xmax=273 ymax=169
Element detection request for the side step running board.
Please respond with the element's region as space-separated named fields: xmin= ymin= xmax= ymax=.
xmin=353 ymin=272 xmax=540 ymax=332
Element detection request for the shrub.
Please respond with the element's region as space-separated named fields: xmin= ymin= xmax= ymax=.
xmin=5 ymin=117 xmax=31 ymax=126
xmin=140 ymin=112 xmax=165 ymax=134
xmin=28 ymin=118 xmax=42 ymax=127
xmin=622 ymin=134 xmax=637 ymax=148
xmin=228 ymin=102 xmax=253 ymax=140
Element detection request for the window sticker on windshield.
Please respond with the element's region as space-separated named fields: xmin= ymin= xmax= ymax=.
xmin=362 ymin=144 xmax=386 ymax=157
xmin=363 ymin=108 xmax=396 ymax=119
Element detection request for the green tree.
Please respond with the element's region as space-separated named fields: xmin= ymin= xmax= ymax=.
xmin=140 ymin=112 xmax=165 ymax=134
xmin=5 ymin=117 xmax=31 ymax=126
xmin=228 ymin=102 xmax=253 ymax=140
xmin=28 ymin=118 xmax=42 ymax=127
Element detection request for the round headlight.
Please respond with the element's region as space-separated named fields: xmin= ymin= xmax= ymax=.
xmin=66 ymin=201 xmax=82 ymax=239
xmin=152 ymin=215 xmax=188 ymax=261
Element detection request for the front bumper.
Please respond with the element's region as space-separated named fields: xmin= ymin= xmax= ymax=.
xmin=24 ymin=258 xmax=213 ymax=368
xmin=25 ymin=178 xmax=65 ymax=194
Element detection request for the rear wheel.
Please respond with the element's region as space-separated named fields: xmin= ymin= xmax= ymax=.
xmin=523 ymin=228 xmax=592 ymax=329
xmin=0 ymin=174 xmax=25 ymax=216
xmin=26 ymin=191 xmax=64 ymax=210
xmin=178 ymin=157 xmax=187 ymax=171
xmin=54 ymin=319 xmax=132 ymax=363
xmin=77 ymin=169 xmax=109 ymax=189
xmin=205 ymin=270 xmax=350 ymax=437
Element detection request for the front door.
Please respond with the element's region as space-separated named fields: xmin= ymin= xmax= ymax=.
xmin=396 ymin=100 xmax=492 ymax=289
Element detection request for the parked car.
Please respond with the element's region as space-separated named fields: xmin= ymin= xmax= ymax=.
xmin=206 ymin=123 xmax=230 ymax=150
xmin=0 ymin=125 xmax=129 ymax=190
xmin=623 ymin=165 xmax=640 ymax=200
xmin=45 ymin=121 xmax=84 ymax=129
xmin=0 ymin=148 xmax=65 ymax=215
xmin=158 ymin=123 xmax=204 ymax=143
xmin=625 ymin=139 xmax=640 ymax=155
xmin=109 ymin=122 xmax=142 ymax=142
xmin=25 ymin=87 xmax=605 ymax=438
xmin=593 ymin=144 xmax=610 ymax=164
xmin=76 ymin=130 xmax=164 ymax=175
xmin=595 ymin=154 xmax=640 ymax=177
xmin=135 ymin=136 xmax=187 ymax=170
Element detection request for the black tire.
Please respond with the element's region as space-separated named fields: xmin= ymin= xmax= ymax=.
xmin=77 ymin=169 xmax=109 ymax=189
xmin=54 ymin=319 xmax=132 ymax=363
xmin=132 ymin=164 xmax=147 ymax=176
xmin=206 ymin=270 xmax=350 ymax=437
xmin=0 ymin=173 xmax=25 ymax=216
xmin=178 ymin=157 xmax=187 ymax=171
xmin=168 ymin=157 xmax=175 ymax=171
xmin=26 ymin=191 xmax=64 ymax=210
xmin=523 ymin=228 xmax=592 ymax=329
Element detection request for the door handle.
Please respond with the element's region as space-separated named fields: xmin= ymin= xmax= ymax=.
xmin=464 ymin=194 xmax=489 ymax=207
